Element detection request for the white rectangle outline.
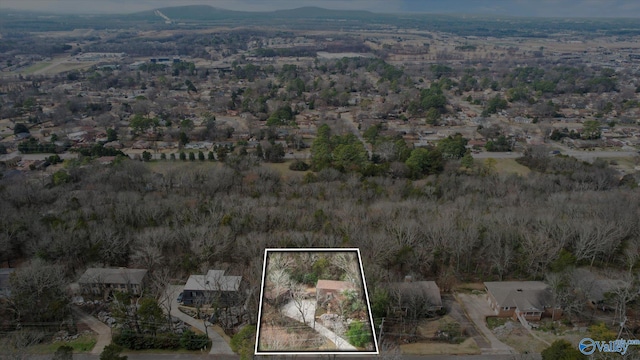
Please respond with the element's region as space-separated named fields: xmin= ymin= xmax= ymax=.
xmin=255 ymin=248 xmax=379 ymax=355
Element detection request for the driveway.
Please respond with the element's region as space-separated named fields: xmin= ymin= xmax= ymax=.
xmin=281 ymin=299 xmax=357 ymax=350
xmin=164 ymin=285 xmax=234 ymax=355
xmin=71 ymin=307 xmax=112 ymax=355
xmin=455 ymin=293 xmax=515 ymax=355
xmin=443 ymin=295 xmax=490 ymax=350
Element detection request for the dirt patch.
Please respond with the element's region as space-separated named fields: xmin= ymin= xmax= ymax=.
xmin=495 ymin=324 xmax=548 ymax=354
xmin=400 ymin=338 xmax=480 ymax=355
xmin=416 ymin=315 xmax=456 ymax=338
xmin=492 ymin=319 xmax=586 ymax=354
xmin=454 ymin=283 xmax=486 ymax=292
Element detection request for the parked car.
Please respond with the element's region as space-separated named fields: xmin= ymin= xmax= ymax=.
xmin=177 ymin=292 xmax=184 ymax=303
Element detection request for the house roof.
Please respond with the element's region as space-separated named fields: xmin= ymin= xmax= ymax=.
xmin=78 ymin=268 xmax=148 ymax=285
xmin=571 ymin=268 xmax=630 ymax=303
xmin=184 ymin=270 xmax=241 ymax=292
xmin=316 ymin=279 xmax=356 ymax=292
xmin=485 ymin=281 xmax=554 ymax=312
xmin=388 ymin=280 xmax=442 ymax=308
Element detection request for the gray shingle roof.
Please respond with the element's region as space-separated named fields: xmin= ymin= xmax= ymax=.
xmin=571 ymin=268 xmax=630 ymax=303
xmin=78 ymin=268 xmax=147 ymax=286
xmin=388 ymin=280 xmax=442 ymax=308
xmin=184 ymin=270 xmax=241 ymax=292
xmin=485 ymin=281 xmax=553 ymax=312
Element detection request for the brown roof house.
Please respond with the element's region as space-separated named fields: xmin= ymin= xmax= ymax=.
xmin=485 ymin=281 xmax=561 ymax=325
xmin=388 ymin=277 xmax=442 ymax=320
xmin=78 ymin=268 xmax=148 ymax=297
xmin=316 ymin=280 xmax=357 ymax=301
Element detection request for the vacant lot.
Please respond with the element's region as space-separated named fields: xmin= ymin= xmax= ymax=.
xmin=401 ymin=338 xmax=480 ymax=355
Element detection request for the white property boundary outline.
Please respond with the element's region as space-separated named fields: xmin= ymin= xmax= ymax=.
xmin=255 ymin=248 xmax=379 ymax=356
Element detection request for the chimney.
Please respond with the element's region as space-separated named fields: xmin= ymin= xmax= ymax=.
xmin=404 ymin=275 xmax=413 ymax=283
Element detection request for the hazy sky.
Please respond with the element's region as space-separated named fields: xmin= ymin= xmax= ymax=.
xmin=2 ymin=0 xmax=640 ymax=18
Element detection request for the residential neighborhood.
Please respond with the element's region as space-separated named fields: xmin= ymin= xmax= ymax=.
xmin=1 ymin=1 xmax=640 ymax=359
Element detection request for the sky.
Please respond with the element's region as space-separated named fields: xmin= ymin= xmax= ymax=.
xmin=2 ymin=0 xmax=640 ymax=18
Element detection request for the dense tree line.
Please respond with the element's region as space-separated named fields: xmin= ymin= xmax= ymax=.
xmin=1 ymin=147 xmax=638 ymax=331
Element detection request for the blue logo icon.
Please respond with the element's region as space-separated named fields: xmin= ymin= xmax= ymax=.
xmin=579 ymin=338 xmax=596 ymax=355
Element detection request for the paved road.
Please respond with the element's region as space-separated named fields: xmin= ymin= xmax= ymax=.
xmin=281 ymin=299 xmax=357 ymax=350
xmin=23 ymin=353 xmax=542 ymax=360
xmin=71 ymin=307 xmax=112 ymax=355
xmin=454 ymin=294 xmax=515 ymax=355
xmin=164 ymin=285 xmax=235 ymax=356
xmin=340 ymin=111 xmax=373 ymax=158
xmin=472 ymin=152 xmax=521 ymax=159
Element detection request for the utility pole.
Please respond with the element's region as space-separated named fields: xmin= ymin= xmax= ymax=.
xmin=378 ymin=317 xmax=385 ymax=345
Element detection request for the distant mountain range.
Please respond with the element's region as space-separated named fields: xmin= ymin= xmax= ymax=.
xmin=2 ymin=0 xmax=640 ymax=18
xmin=2 ymin=4 xmax=639 ymax=36
xmin=131 ymin=5 xmax=379 ymax=21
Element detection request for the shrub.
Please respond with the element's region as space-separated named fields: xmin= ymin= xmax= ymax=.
xmin=180 ymin=330 xmax=210 ymax=351
xmin=289 ymin=160 xmax=310 ymax=171
xmin=230 ymin=325 xmax=256 ymax=360
xmin=345 ymin=321 xmax=371 ymax=348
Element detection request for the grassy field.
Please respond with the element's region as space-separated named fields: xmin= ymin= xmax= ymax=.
xmin=486 ymin=316 xmax=509 ymax=330
xmin=21 ymin=62 xmax=52 ymax=74
xmin=31 ymin=62 xmax=95 ymax=75
xmin=454 ymin=283 xmax=486 ymax=293
xmin=492 ymin=158 xmax=531 ymax=176
xmin=24 ymin=334 xmax=96 ymax=354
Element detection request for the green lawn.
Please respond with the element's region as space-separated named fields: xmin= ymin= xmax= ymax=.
xmin=21 ymin=62 xmax=51 ymax=74
xmin=25 ymin=334 xmax=96 ymax=354
xmin=486 ymin=316 xmax=509 ymax=330
xmin=493 ymin=158 xmax=531 ymax=176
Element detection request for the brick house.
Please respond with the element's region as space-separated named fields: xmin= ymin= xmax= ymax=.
xmin=485 ymin=281 xmax=561 ymax=322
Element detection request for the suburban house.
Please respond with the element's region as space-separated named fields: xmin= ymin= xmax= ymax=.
xmin=0 ymin=268 xmax=15 ymax=298
xmin=182 ymin=270 xmax=242 ymax=307
xmin=485 ymin=281 xmax=561 ymax=322
xmin=78 ymin=268 xmax=148 ymax=297
xmin=571 ymin=268 xmax=630 ymax=310
xmin=316 ymin=279 xmax=357 ymax=303
xmin=387 ymin=277 xmax=442 ymax=319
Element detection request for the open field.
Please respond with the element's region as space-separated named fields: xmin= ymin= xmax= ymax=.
xmin=492 ymin=158 xmax=531 ymax=176
xmin=39 ymin=62 xmax=96 ymax=75
xmin=21 ymin=62 xmax=52 ymax=74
